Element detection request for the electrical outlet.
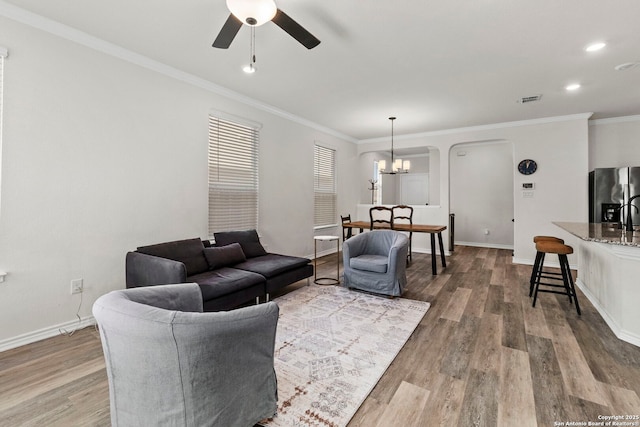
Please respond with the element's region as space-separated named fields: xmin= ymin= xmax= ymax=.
xmin=71 ymin=279 xmax=83 ymax=294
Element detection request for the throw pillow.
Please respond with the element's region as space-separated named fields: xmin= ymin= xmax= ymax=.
xmin=213 ymin=229 xmax=268 ymax=258
xmin=203 ymin=243 xmax=247 ymax=270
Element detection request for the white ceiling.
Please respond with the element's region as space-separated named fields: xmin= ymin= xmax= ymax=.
xmin=2 ymin=0 xmax=640 ymax=140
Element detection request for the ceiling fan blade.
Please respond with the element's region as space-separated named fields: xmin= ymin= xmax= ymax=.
xmin=272 ymin=9 xmax=320 ymax=49
xmin=212 ymin=14 xmax=243 ymax=49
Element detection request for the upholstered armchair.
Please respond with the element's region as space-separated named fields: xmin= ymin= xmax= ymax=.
xmin=92 ymin=283 xmax=279 ymax=427
xmin=342 ymin=230 xmax=409 ymax=297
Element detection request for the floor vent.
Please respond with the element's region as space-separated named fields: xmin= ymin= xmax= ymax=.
xmin=517 ymin=95 xmax=542 ymax=104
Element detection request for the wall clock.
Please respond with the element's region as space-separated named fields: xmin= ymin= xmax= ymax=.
xmin=518 ymin=159 xmax=537 ymax=175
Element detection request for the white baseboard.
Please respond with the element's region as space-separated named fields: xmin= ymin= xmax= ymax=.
xmin=512 ymin=257 xmax=577 ymax=270
xmin=309 ymin=247 xmax=340 ymax=260
xmin=454 ymin=241 xmax=514 ymax=250
xmin=575 ymin=278 xmax=640 ymax=348
xmin=0 ymin=316 xmax=96 ymax=353
xmin=411 ymin=247 xmax=451 ymax=257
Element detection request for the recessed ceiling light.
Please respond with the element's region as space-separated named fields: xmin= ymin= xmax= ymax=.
xmin=585 ymin=42 xmax=606 ymax=52
xmin=565 ymin=83 xmax=581 ymax=91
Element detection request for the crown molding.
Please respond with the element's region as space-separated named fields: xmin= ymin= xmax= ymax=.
xmin=358 ymin=113 xmax=594 ymax=144
xmin=0 ymin=1 xmax=358 ymax=143
xmin=589 ymin=114 xmax=640 ymax=126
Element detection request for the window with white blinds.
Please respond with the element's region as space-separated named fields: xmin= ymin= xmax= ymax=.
xmin=208 ymin=115 xmax=259 ymax=235
xmin=314 ymin=144 xmax=337 ymax=227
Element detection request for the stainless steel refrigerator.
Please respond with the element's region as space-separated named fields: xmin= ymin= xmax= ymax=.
xmin=589 ymin=167 xmax=640 ymax=229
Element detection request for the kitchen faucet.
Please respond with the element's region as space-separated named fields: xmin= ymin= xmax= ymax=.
xmin=620 ymin=194 xmax=640 ymax=232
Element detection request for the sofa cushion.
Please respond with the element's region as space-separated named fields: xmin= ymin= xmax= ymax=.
xmin=137 ymin=238 xmax=208 ymax=276
xmin=233 ymin=254 xmax=311 ymax=278
xmin=214 ymin=230 xmax=267 ymax=258
xmin=188 ymin=267 xmax=266 ymax=300
xmin=350 ymin=254 xmax=388 ymax=273
xmin=203 ymin=243 xmax=247 ymax=270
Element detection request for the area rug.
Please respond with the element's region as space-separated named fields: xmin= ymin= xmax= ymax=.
xmin=259 ymin=284 xmax=430 ymax=427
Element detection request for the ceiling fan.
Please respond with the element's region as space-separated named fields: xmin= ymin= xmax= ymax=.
xmin=212 ymin=0 xmax=321 ymax=50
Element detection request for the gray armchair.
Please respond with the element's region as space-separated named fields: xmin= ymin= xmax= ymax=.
xmin=342 ymin=230 xmax=409 ymax=297
xmin=92 ymin=283 xmax=279 ymax=427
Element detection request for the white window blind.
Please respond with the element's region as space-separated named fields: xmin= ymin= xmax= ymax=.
xmin=208 ymin=115 xmax=259 ymax=235
xmin=314 ymin=144 xmax=337 ymax=227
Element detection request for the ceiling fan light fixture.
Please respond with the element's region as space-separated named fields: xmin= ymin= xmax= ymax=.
xmin=242 ymin=63 xmax=256 ymax=73
xmin=226 ymin=0 xmax=277 ymax=26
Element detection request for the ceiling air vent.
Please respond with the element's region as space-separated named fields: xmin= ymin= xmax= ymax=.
xmin=517 ymin=95 xmax=542 ymax=104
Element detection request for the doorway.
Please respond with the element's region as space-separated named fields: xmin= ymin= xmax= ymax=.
xmin=449 ymin=141 xmax=514 ymax=249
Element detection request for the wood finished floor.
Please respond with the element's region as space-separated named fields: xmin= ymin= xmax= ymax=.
xmin=1 ymin=246 xmax=639 ymax=426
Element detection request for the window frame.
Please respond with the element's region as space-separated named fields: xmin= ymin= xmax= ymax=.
xmin=207 ymin=111 xmax=261 ymax=236
xmin=313 ymin=143 xmax=338 ymax=229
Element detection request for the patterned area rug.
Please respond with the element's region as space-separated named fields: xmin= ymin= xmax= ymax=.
xmin=259 ymin=284 xmax=430 ymax=427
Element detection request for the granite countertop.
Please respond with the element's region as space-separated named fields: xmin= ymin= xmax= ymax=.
xmin=554 ymin=222 xmax=640 ymax=247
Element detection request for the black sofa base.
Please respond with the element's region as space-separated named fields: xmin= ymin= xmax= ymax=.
xmin=265 ymin=264 xmax=314 ymax=298
xmin=201 ymin=282 xmax=265 ymax=312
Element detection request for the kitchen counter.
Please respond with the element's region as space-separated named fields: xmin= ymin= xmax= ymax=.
xmin=554 ymin=222 xmax=640 ymax=347
xmin=553 ymin=221 xmax=640 ymax=247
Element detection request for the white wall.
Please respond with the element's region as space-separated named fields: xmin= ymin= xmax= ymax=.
xmin=450 ymin=141 xmax=514 ymax=248
xmin=0 ymin=17 xmax=358 ymax=347
xmin=357 ymin=114 xmax=591 ymax=266
xmin=429 ymin=149 xmax=440 ymax=205
xmin=589 ymin=116 xmax=640 ymax=170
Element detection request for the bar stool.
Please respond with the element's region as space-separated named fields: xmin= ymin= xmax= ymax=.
xmin=531 ymin=240 xmax=581 ymax=315
xmin=529 ymin=236 xmax=564 ymax=297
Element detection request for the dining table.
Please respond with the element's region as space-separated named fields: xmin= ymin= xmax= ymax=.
xmin=342 ymin=221 xmax=447 ymax=275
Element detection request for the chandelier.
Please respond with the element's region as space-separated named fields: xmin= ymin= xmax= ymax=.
xmin=379 ymin=117 xmax=410 ymax=174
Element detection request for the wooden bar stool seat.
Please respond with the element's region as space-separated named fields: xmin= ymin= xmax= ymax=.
xmin=529 ymin=236 xmax=565 ymax=296
xmin=533 ymin=236 xmax=564 ymax=243
xmin=531 ymin=240 xmax=581 ymax=315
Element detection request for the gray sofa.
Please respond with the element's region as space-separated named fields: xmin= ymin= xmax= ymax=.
xmin=93 ymin=283 xmax=279 ymax=427
xmin=126 ymin=230 xmax=313 ymax=311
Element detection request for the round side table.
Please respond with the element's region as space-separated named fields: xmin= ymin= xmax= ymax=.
xmin=314 ymin=235 xmax=340 ymax=285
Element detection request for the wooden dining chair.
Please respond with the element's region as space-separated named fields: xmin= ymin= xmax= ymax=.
xmin=369 ymin=206 xmax=394 ymax=230
xmin=393 ymin=205 xmax=414 ymax=263
xmin=341 ymin=214 xmax=353 ymax=241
